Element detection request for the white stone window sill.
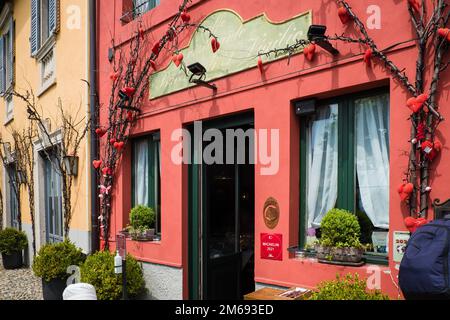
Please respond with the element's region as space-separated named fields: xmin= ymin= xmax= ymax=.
xmin=37 ymin=77 xmax=57 ymax=97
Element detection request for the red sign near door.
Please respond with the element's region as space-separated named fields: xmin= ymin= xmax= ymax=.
xmin=260 ymin=233 xmax=283 ymax=261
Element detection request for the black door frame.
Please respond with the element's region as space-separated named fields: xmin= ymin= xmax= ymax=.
xmin=188 ymin=112 xmax=254 ymax=300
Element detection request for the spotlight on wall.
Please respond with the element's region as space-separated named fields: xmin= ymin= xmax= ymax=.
xmin=307 ymin=25 xmax=339 ymax=56
xmin=187 ymin=62 xmax=217 ymax=91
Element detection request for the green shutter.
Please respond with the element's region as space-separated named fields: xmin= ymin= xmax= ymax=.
xmin=337 ymin=100 xmax=355 ymax=213
xmin=299 ymin=117 xmax=308 ymax=248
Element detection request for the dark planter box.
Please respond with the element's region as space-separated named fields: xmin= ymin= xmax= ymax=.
xmin=315 ymin=245 xmax=365 ymax=265
xmin=1 ymin=251 xmax=23 ymax=270
xmin=42 ymin=278 xmax=67 ymax=300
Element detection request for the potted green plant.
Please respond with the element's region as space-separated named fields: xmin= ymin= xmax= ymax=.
xmin=315 ymin=208 xmax=366 ymax=265
xmin=129 ymin=205 xmax=156 ymax=241
xmin=309 ymin=273 xmax=389 ymax=300
xmin=80 ymin=251 xmax=145 ymax=300
xmin=0 ymin=228 xmax=28 ymax=270
xmin=32 ymin=240 xmax=86 ymax=300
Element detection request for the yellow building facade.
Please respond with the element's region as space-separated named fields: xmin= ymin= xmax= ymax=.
xmin=0 ymin=0 xmax=93 ymax=260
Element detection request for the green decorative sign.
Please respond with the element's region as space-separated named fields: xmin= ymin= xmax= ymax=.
xmin=150 ymin=9 xmax=312 ymax=99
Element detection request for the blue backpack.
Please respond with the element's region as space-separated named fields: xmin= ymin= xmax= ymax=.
xmin=399 ymin=217 xmax=450 ymax=299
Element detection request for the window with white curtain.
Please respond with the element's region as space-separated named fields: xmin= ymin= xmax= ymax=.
xmin=299 ymin=90 xmax=390 ymax=262
xmin=132 ymin=133 xmax=161 ymax=235
xmin=133 ymin=0 xmax=160 ymax=17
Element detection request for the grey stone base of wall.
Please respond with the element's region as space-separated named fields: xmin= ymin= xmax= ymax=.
xmin=141 ymin=262 xmax=183 ymax=300
xmin=21 ymin=223 xmax=91 ymax=267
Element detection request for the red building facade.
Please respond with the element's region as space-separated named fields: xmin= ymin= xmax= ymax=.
xmin=97 ymin=0 xmax=450 ymax=299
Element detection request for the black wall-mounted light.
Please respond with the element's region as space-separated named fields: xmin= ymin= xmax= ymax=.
xmin=187 ymin=62 xmax=217 ymax=91
xmin=307 ymin=25 xmax=339 ymax=56
xmin=294 ymin=99 xmax=317 ymax=116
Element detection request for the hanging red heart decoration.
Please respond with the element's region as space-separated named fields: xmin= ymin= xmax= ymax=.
xmin=109 ymin=138 xmax=116 ymax=145
xmin=304 ymin=43 xmax=316 ymax=62
xmin=92 ymin=160 xmax=102 ymax=169
xmin=211 ymin=38 xmax=220 ymax=53
xmin=406 ymin=93 xmax=428 ymax=114
xmin=407 ymin=0 xmax=421 ymax=14
xmin=181 ymin=10 xmax=191 ymax=23
xmin=421 ymin=140 xmax=441 ymax=161
xmin=398 ymin=182 xmax=414 ymax=202
xmin=404 ymin=217 xmax=428 ymax=233
xmin=150 ymin=60 xmax=157 ymax=70
xmin=114 ymin=141 xmax=125 ymax=151
xmin=363 ymin=48 xmax=372 ymax=66
xmin=95 ymin=128 xmax=107 ymax=137
xmin=338 ymin=6 xmax=352 ymax=25
xmin=438 ymin=28 xmax=450 ymax=40
xmin=109 ymin=72 xmax=119 ymax=81
xmin=102 ymin=167 xmax=113 ymax=176
xmin=139 ymin=27 xmax=145 ymax=40
xmin=122 ymin=87 xmax=136 ymax=98
xmin=152 ymin=41 xmax=161 ymax=55
xmin=127 ymin=111 xmax=134 ymax=122
xmin=172 ymin=53 xmax=184 ymax=67
xmin=257 ymin=57 xmax=264 ymax=74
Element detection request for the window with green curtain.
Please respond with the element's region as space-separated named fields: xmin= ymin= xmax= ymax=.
xmin=132 ymin=132 xmax=161 ymax=235
xmin=299 ymin=90 xmax=390 ymax=264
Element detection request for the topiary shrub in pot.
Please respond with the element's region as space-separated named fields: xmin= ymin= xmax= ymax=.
xmin=0 ymin=228 xmax=28 ymax=269
xmin=80 ymin=251 xmax=145 ymax=300
xmin=129 ymin=205 xmax=156 ymax=241
xmin=32 ymin=240 xmax=86 ymax=300
xmin=309 ymin=273 xmax=390 ymax=300
xmin=316 ymin=208 xmax=365 ymax=264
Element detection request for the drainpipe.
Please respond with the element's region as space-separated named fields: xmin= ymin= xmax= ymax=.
xmin=89 ymin=0 xmax=99 ymax=253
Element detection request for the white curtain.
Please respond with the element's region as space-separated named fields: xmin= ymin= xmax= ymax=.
xmin=307 ymin=104 xmax=339 ymax=228
xmin=134 ymin=140 xmax=149 ymax=205
xmin=356 ymin=94 xmax=390 ymax=229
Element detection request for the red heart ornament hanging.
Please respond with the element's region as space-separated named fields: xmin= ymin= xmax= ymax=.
xmin=438 ymin=28 xmax=450 ymax=39
xmin=152 ymin=41 xmax=161 ymax=56
xmin=338 ymin=6 xmax=352 ymax=25
xmin=363 ymin=49 xmax=372 ymax=66
xmin=173 ymin=53 xmax=183 ymax=67
xmin=102 ymin=167 xmax=113 ymax=176
xmin=127 ymin=111 xmax=134 ymax=122
xmin=181 ymin=10 xmax=191 ymax=23
xmin=139 ymin=27 xmax=145 ymax=40
xmin=122 ymin=87 xmax=136 ymax=98
xmin=109 ymin=72 xmax=119 ymax=81
xmin=406 ymin=96 xmax=426 ymax=113
xmin=257 ymin=57 xmax=264 ymax=74
xmin=114 ymin=141 xmax=125 ymax=151
xmin=92 ymin=160 xmax=102 ymax=169
xmin=407 ymin=0 xmax=421 ymax=14
xmin=211 ymin=38 xmax=220 ymax=53
xmin=304 ymin=43 xmax=316 ymax=61
xmin=150 ymin=60 xmax=157 ymax=70
xmin=404 ymin=217 xmax=428 ymax=233
xmin=398 ymin=182 xmax=414 ymax=202
xmin=421 ymin=140 xmax=438 ymax=161
xmin=95 ymin=128 xmax=107 ymax=137
xmin=109 ymin=138 xmax=116 ymax=145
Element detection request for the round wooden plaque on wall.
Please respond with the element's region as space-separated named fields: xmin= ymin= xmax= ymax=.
xmin=263 ymin=197 xmax=280 ymax=229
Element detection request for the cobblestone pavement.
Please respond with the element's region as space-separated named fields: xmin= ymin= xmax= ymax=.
xmin=0 ymin=256 xmax=43 ymax=300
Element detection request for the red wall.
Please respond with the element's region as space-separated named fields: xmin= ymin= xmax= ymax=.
xmin=97 ymin=0 xmax=450 ymax=299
